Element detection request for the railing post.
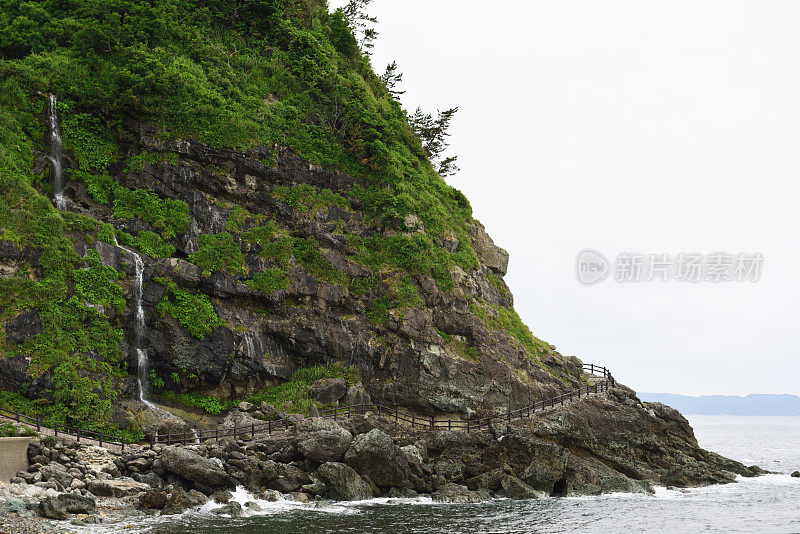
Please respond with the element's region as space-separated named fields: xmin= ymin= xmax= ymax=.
xmin=98 ymin=435 xmax=102 ymax=447
xmin=268 ymin=420 xmax=272 ymax=435
xmin=395 ymin=409 xmax=398 ymax=424
xmin=121 ymin=436 xmax=125 ymax=451
xmin=76 ymin=429 xmax=80 ymax=443
xmin=251 ymin=423 xmax=255 ymax=437
xmin=430 ymin=416 xmax=434 ymax=430
xmin=36 ymin=414 xmax=40 ymax=431
xmin=411 ymin=414 xmax=415 ymax=428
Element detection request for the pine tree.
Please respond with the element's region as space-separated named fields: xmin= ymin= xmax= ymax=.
xmin=342 ymin=0 xmax=379 ymax=53
xmin=381 ymin=61 xmax=405 ymax=99
xmin=410 ymin=107 xmax=460 ymax=177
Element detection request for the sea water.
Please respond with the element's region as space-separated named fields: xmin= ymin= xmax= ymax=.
xmin=89 ymin=416 xmax=800 ymax=534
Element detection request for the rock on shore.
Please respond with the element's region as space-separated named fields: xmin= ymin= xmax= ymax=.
xmin=0 ymin=386 xmax=764 ymax=526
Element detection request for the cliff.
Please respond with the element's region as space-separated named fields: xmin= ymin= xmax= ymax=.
xmin=0 ymin=0 xmax=757 ymax=498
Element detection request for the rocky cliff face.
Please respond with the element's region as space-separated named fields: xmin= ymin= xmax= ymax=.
xmin=30 ymin=120 xmax=580 ymax=420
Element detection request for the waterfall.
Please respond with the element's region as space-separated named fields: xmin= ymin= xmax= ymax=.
xmin=131 ymin=251 xmax=156 ymax=409
xmin=125 ymin=247 xmax=200 ymax=442
xmin=47 ymin=94 xmax=66 ymax=211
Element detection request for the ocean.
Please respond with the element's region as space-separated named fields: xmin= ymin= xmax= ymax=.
xmin=93 ymin=416 xmax=800 ymax=534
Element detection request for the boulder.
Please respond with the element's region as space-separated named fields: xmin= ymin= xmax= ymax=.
xmin=212 ymin=501 xmax=243 ymax=518
xmin=238 ymin=401 xmax=254 ymax=412
xmin=40 ymin=463 xmax=73 ymax=489
xmin=344 ymin=429 xmax=410 ymax=488
xmin=466 ymin=468 xmax=505 ymax=491
xmin=267 ymin=464 xmax=311 ymax=493
xmin=161 ymin=447 xmax=234 ymax=489
xmin=498 ymin=474 xmax=547 ymax=499
xmin=161 ymin=488 xmax=208 ymax=515
xmin=400 ymin=445 xmax=424 ymax=476
xmin=344 ymin=383 xmax=371 ymax=406
xmin=39 ymin=493 xmax=95 ymax=518
xmin=86 ymin=479 xmax=150 ymax=497
xmin=311 ymin=378 xmax=347 ymax=404
xmin=295 ymin=419 xmax=353 ymax=463
xmin=260 ymin=402 xmax=278 ymax=416
xmin=316 ymin=462 xmax=373 ymax=501
xmin=213 ymin=490 xmax=233 ymax=504
xmin=138 ymin=490 xmax=169 ymax=510
xmin=432 ymin=483 xmax=491 ymax=503
xmin=791 ymin=471 xmax=800 ymax=478
xmin=309 ymin=404 xmax=320 ymax=418
xmin=39 ymin=497 xmax=67 ymax=520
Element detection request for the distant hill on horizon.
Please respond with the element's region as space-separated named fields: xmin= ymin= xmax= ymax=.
xmin=637 ymin=392 xmax=800 ymax=416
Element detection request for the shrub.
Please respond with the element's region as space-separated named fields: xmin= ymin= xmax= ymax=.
xmin=245 ymin=268 xmax=290 ymax=294
xmin=155 ymin=277 xmax=225 ymax=339
xmin=190 ymin=232 xmax=246 ymax=277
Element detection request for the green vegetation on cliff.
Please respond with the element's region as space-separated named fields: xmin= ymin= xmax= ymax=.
xmin=0 ymin=0 xmax=550 ymax=437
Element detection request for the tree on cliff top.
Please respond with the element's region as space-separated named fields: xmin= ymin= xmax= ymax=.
xmin=410 ymin=107 xmax=461 ymax=177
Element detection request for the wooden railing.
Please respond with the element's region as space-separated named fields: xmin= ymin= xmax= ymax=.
xmin=1 ymin=365 xmax=615 ymax=449
xmin=0 ymin=408 xmax=127 ymax=450
xmin=153 ymin=363 xmax=616 ymax=445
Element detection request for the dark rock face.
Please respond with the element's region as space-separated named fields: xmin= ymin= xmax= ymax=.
xmin=344 ymin=429 xmax=410 ymax=488
xmin=4 ymin=309 xmax=42 ymax=344
xmin=315 ymin=462 xmax=373 ymax=501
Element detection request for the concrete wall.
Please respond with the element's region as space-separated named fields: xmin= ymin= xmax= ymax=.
xmin=0 ymin=437 xmax=30 ymax=482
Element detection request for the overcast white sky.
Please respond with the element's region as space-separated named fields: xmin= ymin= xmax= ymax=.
xmin=331 ymin=0 xmax=800 ymax=395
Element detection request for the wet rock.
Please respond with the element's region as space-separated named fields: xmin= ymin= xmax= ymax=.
xmin=161 ymin=488 xmax=208 ymax=515
xmin=432 ymin=483 xmax=491 ymax=503
xmin=316 ymin=462 xmax=373 ymax=501
xmin=213 ymin=490 xmax=233 ymax=504
xmin=498 ymin=475 xmax=547 ymax=499
xmin=791 ymin=471 xmax=800 ymax=478
xmin=344 ymin=429 xmax=410 ymax=488
xmin=295 ymin=419 xmax=353 ymax=463
xmin=212 ymin=501 xmax=242 ymax=517
xmin=161 ymin=447 xmax=234 ymax=490
xmin=288 ymin=492 xmax=311 ymax=503
xmin=311 ymin=378 xmax=347 ymax=404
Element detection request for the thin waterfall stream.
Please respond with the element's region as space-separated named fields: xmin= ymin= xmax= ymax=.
xmin=47 ymin=94 xmax=66 ymax=210
xmin=131 ymin=251 xmax=156 ymax=409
